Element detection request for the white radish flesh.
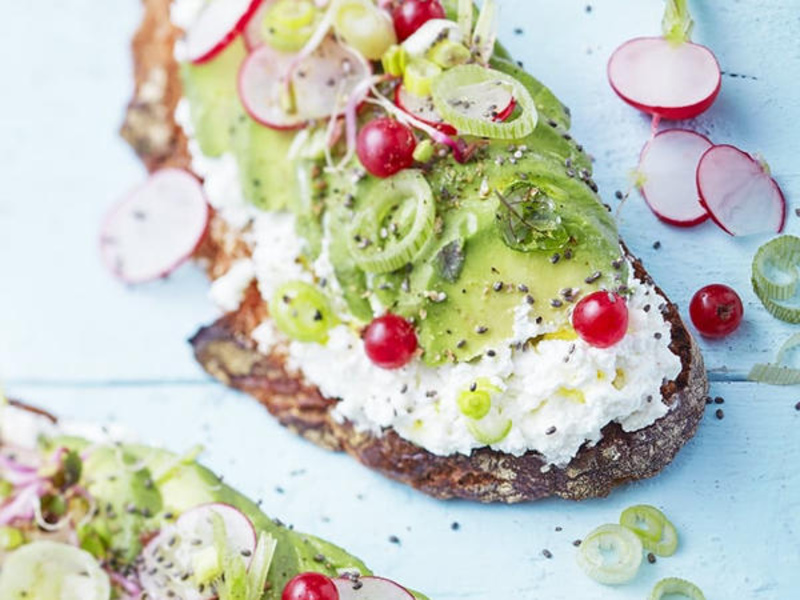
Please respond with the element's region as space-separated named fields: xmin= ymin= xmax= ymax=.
xmin=395 ymin=84 xmax=456 ymax=134
xmin=608 ymin=36 xmax=721 ymax=120
xmin=185 ymin=0 xmax=261 ymax=64
xmin=238 ymin=37 xmax=371 ymax=129
xmin=333 ymin=576 xmax=415 ymax=599
xmin=100 ymin=169 xmax=209 ymax=284
xmin=638 ymin=129 xmax=712 ymax=227
xmin=697 ymin=144 xmax=786 ymax=236
xmin=139 ymin=503 xmax=257 ymax=599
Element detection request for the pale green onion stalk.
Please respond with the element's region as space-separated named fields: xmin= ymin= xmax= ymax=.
xmin=662 ymin=0 xmax=694 ymax=45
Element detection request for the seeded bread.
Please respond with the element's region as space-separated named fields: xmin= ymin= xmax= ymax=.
xmin=122 ymin=0 xmax=708 ymax=503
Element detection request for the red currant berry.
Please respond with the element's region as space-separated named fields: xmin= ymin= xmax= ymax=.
xmin=689 ymin=284 xmax=743 ymax=338
xmin=282 ymin=572 xmax=339 ymax=600
xmin=392 ymin=0 xmax=446 ymax=42
xmin=364 ymin=314 xmax=418 ymax=369
xmin=572 ymin=291 xmax=629 ymax=348
xmin=356 ymin=118 xmax=416 ymax=178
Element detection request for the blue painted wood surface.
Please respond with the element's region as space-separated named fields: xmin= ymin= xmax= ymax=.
xmin=1 ymin=1 xmax=799 ymax=598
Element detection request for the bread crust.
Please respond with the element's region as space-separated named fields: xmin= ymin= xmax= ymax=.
xmin=123 ymin=0 xmax=709 ymax=502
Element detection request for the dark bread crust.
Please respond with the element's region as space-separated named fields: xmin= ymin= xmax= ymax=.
xmin=124 ymin=0 xmax=708 ymax=502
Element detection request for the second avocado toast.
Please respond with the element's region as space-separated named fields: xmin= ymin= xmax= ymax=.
xmin=0 ymin=400 xmax=425 ymax=599
xmin=118 ymin=0 xmax=708 ymax=503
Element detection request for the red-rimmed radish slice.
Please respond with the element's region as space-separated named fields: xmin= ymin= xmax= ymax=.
xmin=139 ymin=503 xmax=257 ymax=599
xmin=239 ymin=37 xmax=371 ymax=130
xmin=100 ymin=169 xmax=209 ymax=284
xmin=395 ymin=84 xmax=456 ymax=134
xmin=608 ymin=36 xmax=721 ymax=120
xmin=242 ymin=0 xmax=277 ymax=51
xmin=395 ymin=81 xmax=515 ymax=135
xmin=638 ymin=129 xmax=712 ymax=227
xmin=697 ymin=144 xmax=786 ymax=236
xmin=185 ymin=0 xmax=261 ymax=64
xmin=333 ymin=576 xmax=415 ymax=599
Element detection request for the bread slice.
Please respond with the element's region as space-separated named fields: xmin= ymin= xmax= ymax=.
xmin=122 ymin=0 xmax=708 ymax=503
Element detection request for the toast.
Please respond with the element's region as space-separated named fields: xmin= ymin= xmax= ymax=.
xmin=0 ymin=400 xmax=424 ymax=598
xmin=122 ymin=0 xmax=708 ymax=503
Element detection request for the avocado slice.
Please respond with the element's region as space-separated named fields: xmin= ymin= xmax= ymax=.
xmin=181 ymin=39 xmax=246 ymax=157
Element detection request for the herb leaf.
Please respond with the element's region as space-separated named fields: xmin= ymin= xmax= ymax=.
xmin=495 ymin=183 xmax=569 ymax=253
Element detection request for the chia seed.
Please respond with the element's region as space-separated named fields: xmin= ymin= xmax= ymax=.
xmin=550 ymin=253 xmax=561 ymax=264
xmin=714 ymin=396 xmax=725 ymax=404
xmin=451 ymin=522 xmax=461 ymax=531
xmin=493 ymin=281 xmax=504 ymax=291
xmin=545 ymin=426 xmax=557 ymax=435
xmin=475 ymin=326 xmax=489 ymax=334
xmin=715 ymin=408 xmax=725 ymax=420
xmin=647 ymin=552 xmax=656 ymax=564
xmin=653 ymin=241 xmax=662 ymax=250
xmin=585 ymin=271 xmax=602 ymax=284
xmin=388 ymin=535 xmax=401 ymax=545
xmin=542 ymin=549 xmax=553 ymax=559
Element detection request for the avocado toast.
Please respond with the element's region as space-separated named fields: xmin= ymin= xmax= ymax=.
xmin=0 ymin=400 xmax=424 ymax=599
xmin=120 ymin=0 xmax=708 ymax=503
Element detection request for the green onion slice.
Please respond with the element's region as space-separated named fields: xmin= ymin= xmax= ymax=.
xmin=649 ymin=577 xmax=706 ymax=600
xmin=619 ymin=504 xmax=665 ymax=544
xmin=262 ymin=0 xmax=320 ymax=53
xmin=466 ymin=412 xmax=512 ymax=445
xmin=431 ymin=65 xmax=537 ymax=139
xmin=271 ymin=281 xmax=338 ymax=344
xmin=403 ymin=59 xmax=442 ymax=98
xmin=749 ymin=332 xmax=800 ymax=385
xmin=576 ymin=524 xmax=643 ymax=585
xmin=648 ymin=517 xmax=678 ymax=557
xmin=472 ymin=0 xmax=498 ymax=64
xmin=752 ymin=234 xmax=800 ymax=323
xmin=348 ymin=170 xmax=436 ymax=274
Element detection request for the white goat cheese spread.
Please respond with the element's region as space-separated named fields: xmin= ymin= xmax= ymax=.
xmin=175 ymin=98 xmax=682 ymax=467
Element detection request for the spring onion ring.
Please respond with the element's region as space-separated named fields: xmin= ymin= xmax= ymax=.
xmin=752 ymin=235 xmax=800 ymax=323
xmin=431 ymin=65 xmax=537 ymax=139
xmin=271 ymin=281 xmax=338 ymax=343
xmin=348 ymin=170 xmax=436 ymax=273
xmin=649 ymin=577 xmax=706 ymax=600
xmin=576 ymin=524 xmax=643 ymax=585
xmin=619 ymin=504 xmax=665 ymax=544
xmin=748 ymin=332 xmax=800 ymax=385
xmin=403 ymin=59 xmax=442 ymax=97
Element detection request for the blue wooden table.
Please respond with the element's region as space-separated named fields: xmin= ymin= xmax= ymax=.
xmin=1 ymin=1 xmax=798 ymax=597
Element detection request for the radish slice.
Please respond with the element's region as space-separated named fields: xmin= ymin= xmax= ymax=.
xmin=607 ymin=37 xmax=721 ymax=120
xmin=100 ymin=169 xmax=209 ymax=284
xmin=242 ymin=0 xmax=277 ymax=51
xmin=239 ymin=37 xmax=371 ymax=130
xmin=697 ymin=144 xmax=786 ymax=236
xmin=185 ymin=0 xmax=261 ymax=64
xmin=395 ymin=84 xmax=457 ymax=134
xmin=395 ymin=83 xmax=515 ymax=135
xmin=333 ymin=576 xmax=415 ymax=599
xmin=638 ymin=129 xmax=712 ymax=227
xmin=139 ymin=503 xmax=257 ymax=599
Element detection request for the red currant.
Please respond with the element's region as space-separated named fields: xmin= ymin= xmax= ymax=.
xmin=364 ymin=314 xmax=418 ymax=369
xmin=392 ymin=0 xmax=446 ymax=41
xmin=689 ymin=284 xmax=743 ymax=338
xmin=356 ymin=118 xmax=416 ymax=178
xmin=572 ymin=291 xmax=629 ymax=348
xmin=282 ymin=572 xmax=339 ymax=600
